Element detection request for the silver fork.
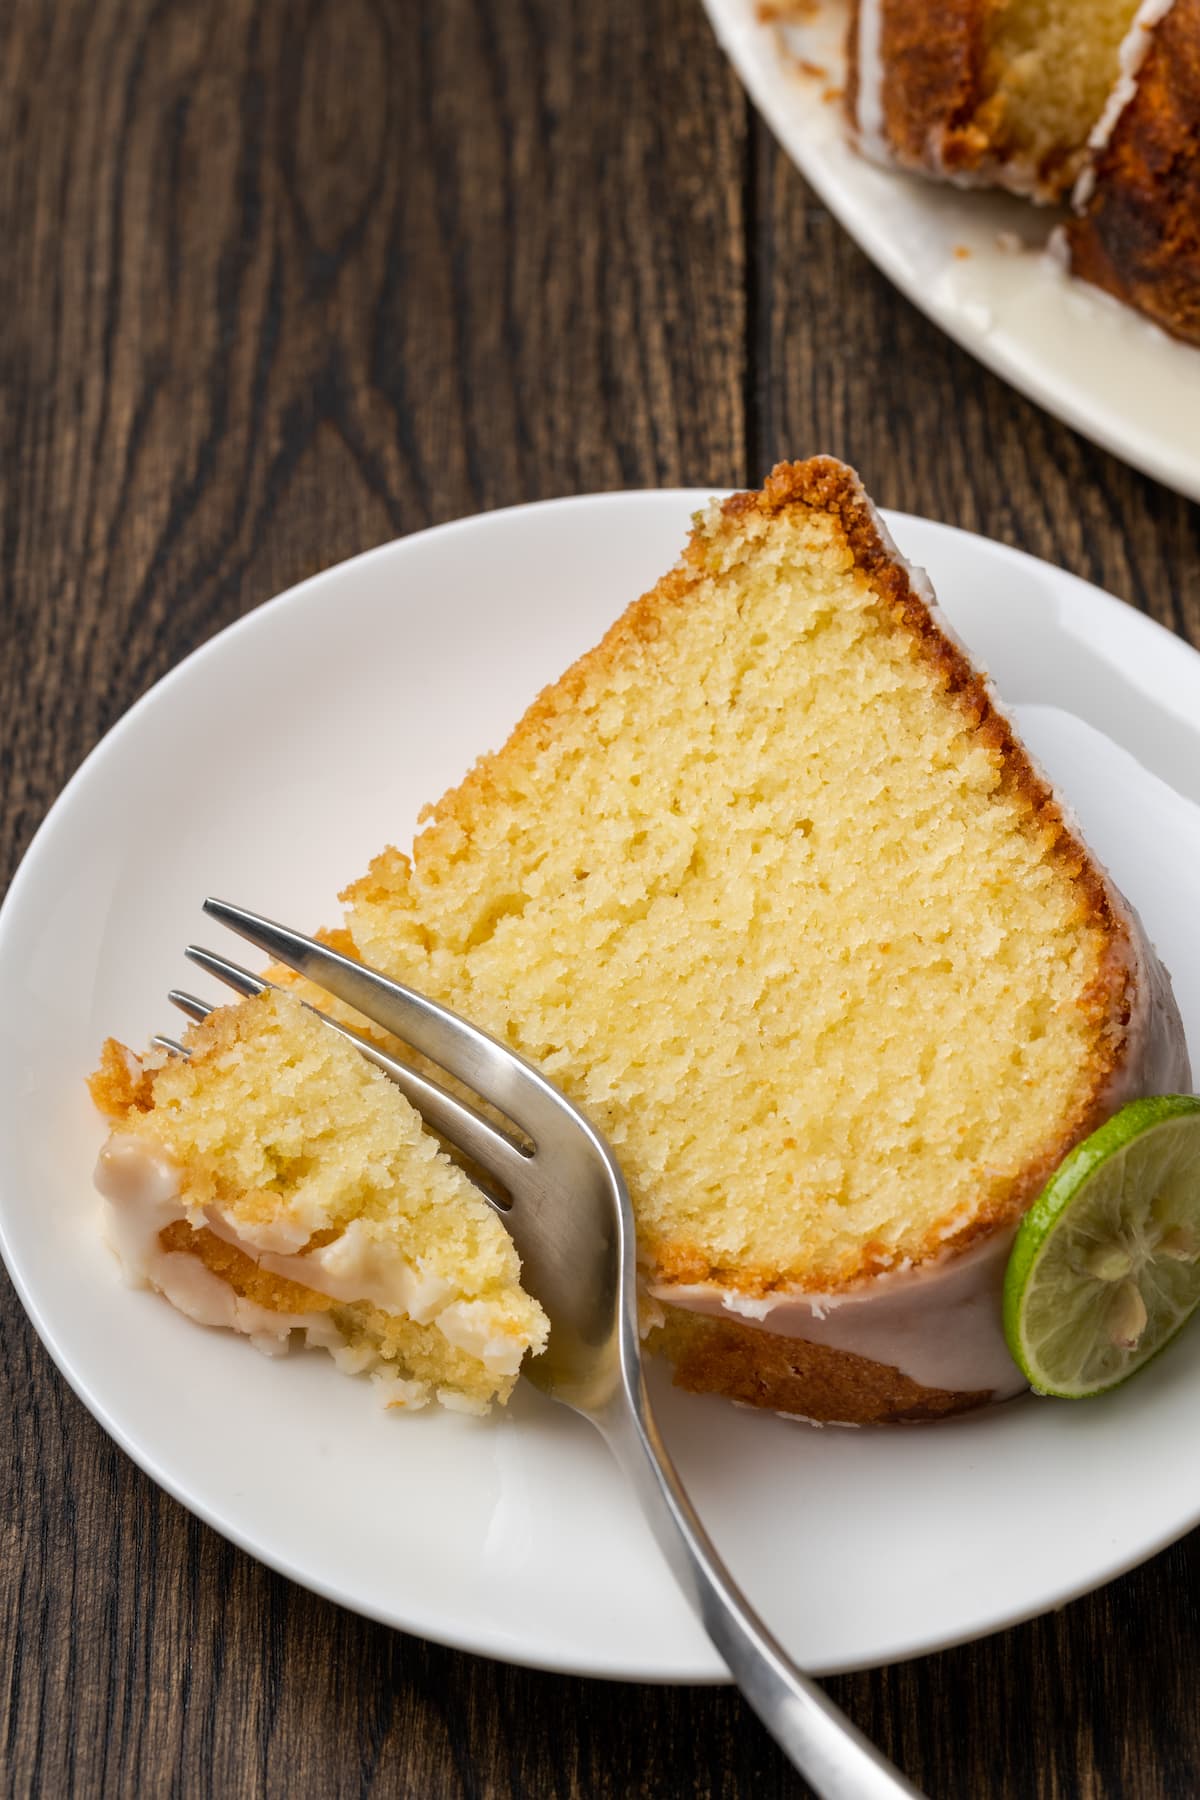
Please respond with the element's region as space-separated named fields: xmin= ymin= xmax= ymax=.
xmin=164 ymin=897 xmax=924 ymax=1800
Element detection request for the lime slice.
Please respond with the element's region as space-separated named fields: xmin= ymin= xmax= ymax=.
xmin=1004 ymin=1095 xmax=1200 ymax=1398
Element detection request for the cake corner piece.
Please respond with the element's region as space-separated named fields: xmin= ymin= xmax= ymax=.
xmin=90 ymin=988 xmax=549 ymax=1416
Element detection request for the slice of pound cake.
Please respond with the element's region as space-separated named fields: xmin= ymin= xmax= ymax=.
xmin=92 ymin=459 xmax=1189 ymax=1424
xmin=336 ymin=459 xmax=1188 ymax=1423
xmin=848 ymin=0 xmax=1147 ymax=200
xmin=91 ymin=990 xmax=548 ymax=1412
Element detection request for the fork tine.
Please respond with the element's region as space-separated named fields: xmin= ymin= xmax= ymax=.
xmin=184 ymin=936 xmax=530 ymax=1198
xmin=169 ymin=990 xmax=214 ymax=1024
xmin=150 ymin=1034 xmax=190 ymax=1058
xmin=202 ymin=898 xmax=557 ymax=1142
xmin=184 ymin=946 xmax=269 ymax=1000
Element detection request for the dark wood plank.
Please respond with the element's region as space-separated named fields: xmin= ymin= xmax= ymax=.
xmin=0 ymin=0 xmax=748 ymax=890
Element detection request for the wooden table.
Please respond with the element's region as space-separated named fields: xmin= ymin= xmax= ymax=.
xmin=3 ymin=2 xmax=1199 ymax=1794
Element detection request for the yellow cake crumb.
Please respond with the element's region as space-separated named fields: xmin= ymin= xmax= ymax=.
xmin=340 ymin=462 xmax=1133 ymax=1297
xmin=92 ymin=991 xmax=548 ymax=1413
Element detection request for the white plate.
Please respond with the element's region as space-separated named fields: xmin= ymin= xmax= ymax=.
xmin=2 ymin=491 xmax=1200 ymax=1683
xmin=702 ymin=0 xmax=1200 ymax=502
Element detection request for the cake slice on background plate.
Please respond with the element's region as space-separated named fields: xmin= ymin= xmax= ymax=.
xmin=91 ymin=458 xmax=1190 ymax=1422
xmin=842 ymin=0 xmax=1200 ymax=343
xmin=846 ymin=0 xmax=1146 ymax=200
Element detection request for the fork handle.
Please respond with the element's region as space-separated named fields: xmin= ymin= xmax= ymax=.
xmin=602 ymin=1392 xmax=926 ymax=1800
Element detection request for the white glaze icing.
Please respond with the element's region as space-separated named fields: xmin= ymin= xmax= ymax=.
xmin=436 ymin=1388 xmax=493 ymax=1417
xmin=653 ymin=1231 xmax=1023 ymax=1398
xmin=371 ymin=1368 xmax=432 ymax=1411
xmin=853 ymin=0 xmax=889 ymax=164
xmin=201 ymin=1209 xmax=455 ymax=1324
xmin=435 ymin=1300 xmax=526 ymax=1377
xmin=216 ymin=1206 xmax=327 ymax=1256
xmin=97 ymin=1138 xmax=340 ymax=1355
xmin=1096 ymin=894 xmax=1192 ymax=1108
xmin=94 ymin=1134 xmax=524 ymax=1379
xmin=1045 ymin=221 xmax=1073 ymax=272
xmin=1071 ymin=0 xmax=1178 ymax=210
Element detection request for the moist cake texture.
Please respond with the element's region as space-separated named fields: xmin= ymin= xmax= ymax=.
xmin=343 ymin=462 xmax=1175 ymax=1292
xmin=334 ymin=458 xmax=1186 ymax=1419
xmin=92 ymin=458 xmax=1190 ymax=1423
xmin=91 ymin=990 xmax=549 ymax=1412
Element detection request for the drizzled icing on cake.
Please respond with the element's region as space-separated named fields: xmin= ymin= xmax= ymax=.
xmin=95 ymin=1135 xmax=527 ymax=1394
xmin=853 ymin=0 xmax=889 ymax=164
xmin=97 ymin=1137 xmax=342 ymax=1358
xmin=652 ymin=1231 xmax=1023 ymax=1398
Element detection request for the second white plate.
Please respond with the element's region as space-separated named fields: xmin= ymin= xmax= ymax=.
xmin=1 ymin=490 xmax=1200 ymax=1681
xmin=702 ymin=0 xmax=1200 ymax=501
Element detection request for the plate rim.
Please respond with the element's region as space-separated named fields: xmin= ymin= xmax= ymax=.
xmin=3 ymin=488 xmax=1200 ymax=1682
xmin=700 ymin=0 xmax=1200 ymax=505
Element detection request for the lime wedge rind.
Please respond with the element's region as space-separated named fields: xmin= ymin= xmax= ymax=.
xmin=1003 ymin=1095 xmax=1200 ymax=1400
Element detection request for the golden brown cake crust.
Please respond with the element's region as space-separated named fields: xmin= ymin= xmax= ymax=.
xmin=1066 ymin=0 xmax=1200 ymax=347
xmin=89 ymin=1038 xmax=153 ymax=1117
xmin=649 ymin=1304 xmax=987 ymax=1425
xmin=846 ymin=0 xmax=997 ymax=179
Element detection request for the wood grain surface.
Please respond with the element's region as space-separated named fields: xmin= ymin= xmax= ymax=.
xmin=2 ymin=1 xmax=1199 ymax=1795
